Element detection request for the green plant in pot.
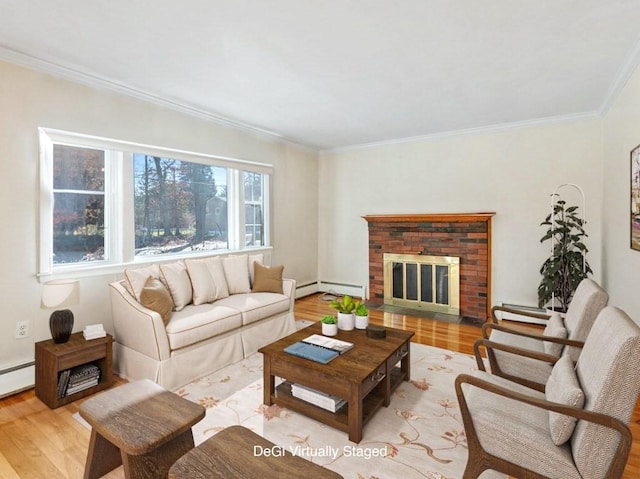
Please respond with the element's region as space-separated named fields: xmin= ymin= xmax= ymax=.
xmin=354 ymin=303 xmax=369 ymax=330
xmin=320 ymin=315 xmax=338 ymax=336
xmin=330 ymin=295 xmax=356 ymax=330
xmin=538 ymin=199 xmax=592 ymax=312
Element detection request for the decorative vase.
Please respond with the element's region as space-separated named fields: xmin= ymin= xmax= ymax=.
xmin=50 ymin=309 xmax=74 ymax=343
xmin=322 ymin=323 xmax=338 ymax=336
xmin=337 ymin=312 xmax=355 ymax=331
xmin=355 ymin=314 xmax=369 ymax=330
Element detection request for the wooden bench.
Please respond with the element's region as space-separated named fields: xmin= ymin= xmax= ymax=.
xmin=169 ymin=425 xmax=343 ymax=478
xmin=79 ymin=379 xmax=205 ymax=479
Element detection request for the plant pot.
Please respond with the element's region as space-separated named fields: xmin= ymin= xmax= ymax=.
xmin=355 ymin=314 xmax=369 ymax=330
xmin=322 ymin=323 xmax=338 ymax=336
xmin=337 ymin=312 xmax=355 ymax=331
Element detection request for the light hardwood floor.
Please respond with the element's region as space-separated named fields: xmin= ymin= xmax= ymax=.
xmin=1 ymin=293 xmax=638 ymax=478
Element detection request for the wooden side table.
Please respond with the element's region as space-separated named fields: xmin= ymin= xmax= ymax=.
xmin=80 ymin=379 xmax=205 ymax=479
xmin=35 ymin=332 xmax=113 ymax=408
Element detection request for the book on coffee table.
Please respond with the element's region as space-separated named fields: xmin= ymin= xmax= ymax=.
xmin=301 ymin=334 xmax=354 ymax=354
xmin=283 ymin=341 xmax=339 ymax=364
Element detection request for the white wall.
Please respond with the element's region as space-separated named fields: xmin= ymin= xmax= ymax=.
xmin=0 ymin=60 xmax=318 ymax=371
xmin=319 ymin=119 xmax=604 ymax=309
xmin=602 ymin=65 xmax=640 ymax=320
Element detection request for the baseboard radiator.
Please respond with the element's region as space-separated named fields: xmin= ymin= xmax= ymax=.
xmin=0 ymin=361 xmax=35 ymax=399
xmin=499 ymin=302 xmax=547 ymax=325
xmin=317 ymin=281 xmax=367 ymax=299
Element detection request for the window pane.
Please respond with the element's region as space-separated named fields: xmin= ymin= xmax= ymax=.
xmin=52 ymin=144 xmax=106 ymax=265
xmin=53 ymin=145 xmax=104 ymax=191
xmin=244 ymin=171 xmax=264 ymax=246
xmin=53 ymin=193 xmax=105 ymax=263
xmin=133 ymin=154 xmax=228 ymax=255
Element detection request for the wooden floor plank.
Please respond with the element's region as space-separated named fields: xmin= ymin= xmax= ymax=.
xmin=0 ymin=293 xmax=637 ymax=478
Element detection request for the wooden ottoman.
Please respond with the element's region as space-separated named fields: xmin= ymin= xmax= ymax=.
xmin=169 ymin=425 xmax=343 ymax=479
xmin=79 ymin=379 xmax=205 ymax=479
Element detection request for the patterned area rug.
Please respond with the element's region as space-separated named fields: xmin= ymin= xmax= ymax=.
xmin=175 ymin=336 xmax=506 ymax=479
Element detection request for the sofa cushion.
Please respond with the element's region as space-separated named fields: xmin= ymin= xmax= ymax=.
xmin=139 ymin=277 xmax=174 ymax=324
xmin=124 ymin=264 xmax=162 ymax=301
xmin=165 ymin=303 xmax=242 ymax=350
xmin=160 ymin=261 xmax=193 ymax=311
xmin=222 ymin=255 xmax=251 ymax=294
xmin=215 ymin=292 xmax=290 ymax=326
xmin=252 ymin=263 xmax=284 ymax=294
xmin=543 ymin=312 xmax=567 ymax=356
xmin=545 ymin=355 xmax=585 ymax=446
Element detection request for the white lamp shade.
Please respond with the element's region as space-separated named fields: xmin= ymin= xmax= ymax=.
xmin=41 ymin=279 xmax=80 ymax=309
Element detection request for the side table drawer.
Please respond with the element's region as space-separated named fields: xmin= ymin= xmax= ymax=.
xmin=59 ymin=343 xmax=106 ymax=370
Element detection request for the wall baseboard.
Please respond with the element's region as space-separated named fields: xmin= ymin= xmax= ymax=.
xmin=0 ymin=362 xmax=35 ymax=399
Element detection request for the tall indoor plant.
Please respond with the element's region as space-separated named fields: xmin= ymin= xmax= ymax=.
xmin=538 ymin=199 xmax=592 ymax=312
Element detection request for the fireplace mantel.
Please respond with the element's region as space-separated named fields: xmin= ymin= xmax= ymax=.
xmin=364 ymin=212 xmax=495 ymax=320
xmin=363 ymin=213 xmax=495 ymax=223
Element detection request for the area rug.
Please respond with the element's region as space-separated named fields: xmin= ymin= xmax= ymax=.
xmin=175 ymin=340 xmax=506 ymax=479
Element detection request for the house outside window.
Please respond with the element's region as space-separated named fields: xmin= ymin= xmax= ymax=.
xmin=39 ymin=128 xmax=271 ymax=276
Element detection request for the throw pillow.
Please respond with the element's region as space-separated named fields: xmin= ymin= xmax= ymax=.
xmin=543 ymin=312 xmax=567 ymax=356
xmin=139 ymin=277 xmax=174 ymax=324
xmin=252 ymin=263 xmax=284 ymax=293
xmin=124 ymin=264 xmax=161 ymax=301
xmin=248 ymin=253 xmax=264 ymax=287
xmin=222 ymin=254 xmax=251 ymax=294
xmin=185 ymin=258 xmax=218 ymax=305
xmin=545 ymin=354 xmax=585 ymax=445
xmin=159 ymin=261 xmax=193 ymax=311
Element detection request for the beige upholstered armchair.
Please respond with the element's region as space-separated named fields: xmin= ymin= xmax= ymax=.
xmin=456 ymin=306 xmax=640 ymax=479
xmin=476 ymin=278 xmax=608 ymax=391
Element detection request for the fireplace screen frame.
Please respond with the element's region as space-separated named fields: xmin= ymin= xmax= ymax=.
xmin=383 ymin=253 xmax=460 ymax=315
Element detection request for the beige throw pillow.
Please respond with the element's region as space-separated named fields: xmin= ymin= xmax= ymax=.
xmin=222 ymin=255 xmax=251 ymax=294
xmin=248 ymin=253 xmax=264 ymax=286
xmin=545 ymin=355 xmax=585 ymax=445
xmin=159 ymin=261 xmax=193 ymax=311
xmin=543 ymin=312 xmax=567 ymax=356
xmin=185 ymin=256 xmax=230 ymax=304
xmin=139 ymin=277 xmax=174 ymax=324
xmin=252 ymin=263 xmax=284 ymax=293
xmin=124 ymin=264 xmax=161 ymax=301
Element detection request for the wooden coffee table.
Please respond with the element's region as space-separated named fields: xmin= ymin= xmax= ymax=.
xmin=259 ymin=322 xmax=414 ymax=443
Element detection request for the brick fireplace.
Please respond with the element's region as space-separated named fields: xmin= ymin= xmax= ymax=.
xmin=363 ymin=213 xmax=494 ymax=321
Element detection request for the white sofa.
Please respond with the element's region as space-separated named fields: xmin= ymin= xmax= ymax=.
xmin=109 ymin=254 xmax=296 ymax=390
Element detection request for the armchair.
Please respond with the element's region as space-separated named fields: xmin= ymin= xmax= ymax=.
xmin=479 ymin=278 xmax=608 ymax=390
xmin=456 ymin=306 xmax=640 ymax=479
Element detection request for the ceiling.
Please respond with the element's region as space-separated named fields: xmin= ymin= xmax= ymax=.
xmin=2 ymin=1 xmax=640 ymax=151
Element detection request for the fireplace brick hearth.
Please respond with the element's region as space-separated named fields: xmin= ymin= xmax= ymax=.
xmin=363 ymin=213 xmax=495 ymax=321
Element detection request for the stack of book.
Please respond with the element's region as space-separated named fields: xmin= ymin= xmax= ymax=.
xmin=301 ymin=334 xmax=354 ymax=354
xmin=57 ymin=363 xmax=101 ymax=398
xmin=291 ymin=383 xmax=346 ymax=413
xmin=283 ymin=335 xmax=354 ymax=364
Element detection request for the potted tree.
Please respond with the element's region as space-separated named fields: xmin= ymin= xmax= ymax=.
xmin=320 ymin=315 xmax=338 ymax=336
xmin=330 ymin=295 xmax=356 ymax=330
xmin=354 ymin=303 xmax=369 ymax=329
xmin=538 ymin=199 xmax=592 ymax=312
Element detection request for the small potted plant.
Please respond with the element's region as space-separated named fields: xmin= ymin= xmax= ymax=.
xmin=330 ymin=295 xmax=356 ymax=330
xmin=320 ymin=315 xmax=338 ymax=336
xmin=354 ymin=303 xmax=369 ymax=329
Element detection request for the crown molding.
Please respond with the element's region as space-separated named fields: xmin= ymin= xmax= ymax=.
xmin=0 ymin=46 xmax=317 ymax=153
xmin=598 ymin=35 xmax=640 ymax=115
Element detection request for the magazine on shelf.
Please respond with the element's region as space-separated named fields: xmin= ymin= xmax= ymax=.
xmin=291 ymin=383 xmax=346 ymax=413
xmin=301 ymin=334 xmax=354 ymax=354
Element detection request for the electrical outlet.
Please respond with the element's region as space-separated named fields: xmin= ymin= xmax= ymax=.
xmin=15 ymin=320 xmax=30 ymax=339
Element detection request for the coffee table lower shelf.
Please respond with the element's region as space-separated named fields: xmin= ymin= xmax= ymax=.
xmin=271 ymin=367 xmax=407 ymax=441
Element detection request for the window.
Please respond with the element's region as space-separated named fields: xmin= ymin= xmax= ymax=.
xmin=39 ymin=129 xmax=271 ymax=275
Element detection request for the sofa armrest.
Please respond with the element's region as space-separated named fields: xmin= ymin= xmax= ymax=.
xmin=282 ymin=278 xmax=296 ymax=311
xmin=109 ymin=281 xmax=171 ymax=361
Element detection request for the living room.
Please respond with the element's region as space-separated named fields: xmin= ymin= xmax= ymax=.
xmin=1 ymin=2 xmax=640 ymax=477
